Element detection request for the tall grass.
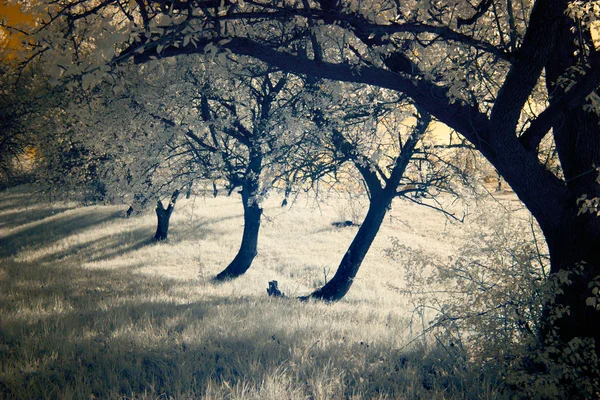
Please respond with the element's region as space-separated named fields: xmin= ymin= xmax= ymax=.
xmin=0 ymin=185 xmax=517 ymax=399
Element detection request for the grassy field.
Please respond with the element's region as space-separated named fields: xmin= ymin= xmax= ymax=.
xmin=0 ymin=185 xmax=526 ymax=399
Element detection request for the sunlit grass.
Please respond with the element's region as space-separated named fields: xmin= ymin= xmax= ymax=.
xmin=0 ymin=185 xmax=519 ymax=399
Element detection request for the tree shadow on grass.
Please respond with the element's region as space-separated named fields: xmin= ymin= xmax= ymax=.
xmin=0 ymin=208 xmax=123 ymax=259
xmin=29 ymin=226 xmax=156 ymax=266
xmin=0 ymin=193 xmax=224 ymax=267
xmin=0 ymin=206 xmax=80 ymax=231
xmin=192 ymin=212 xmax=244 ymax=227
xmin=0 ymin=257 xmax=488 ymax=400
xmin=0 ymin=187 xmax=39 ymax=214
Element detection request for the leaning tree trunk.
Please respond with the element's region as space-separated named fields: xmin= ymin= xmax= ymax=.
xmin=213 ymin=143 xmax=264 ymax=281
xmin=213 ymin=185 xmax=263 ymax=281
xmin=154 ymin=190 xmax=180 ymax=241
xmin=303 ymin=193 xmax=393 ymax=301
xmin=301 ymin=109 xmax=429 ymax=301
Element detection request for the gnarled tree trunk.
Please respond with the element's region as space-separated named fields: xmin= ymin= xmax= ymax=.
xmin=154 ymin=190 xmax=180 ymax=241
xmin=535 ymin=12 xmax=600 ymax=353
xmin=543 ymin=220 xmax=600 ymax=354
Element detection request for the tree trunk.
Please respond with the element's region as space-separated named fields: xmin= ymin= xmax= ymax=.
xmin=536 ymin=12 xmax=600 ymax=355
xmin=153 ymin=190 xmax=180 ymax=241
xmin=213 ymin=134 xmax=264 ymax=281
xmin=543 ymin=220 xmax=600 ymax=354
xmin=545 ymin=12 xmax=600 ymax=200
xmin=303 ymin=193 xmax=393 ymax=301
xmin=213 ymin=185 xmax=263 ymax=281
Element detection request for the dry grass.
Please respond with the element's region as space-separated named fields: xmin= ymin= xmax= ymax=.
xmin=0 ymin=185 xmax=521 ymax=399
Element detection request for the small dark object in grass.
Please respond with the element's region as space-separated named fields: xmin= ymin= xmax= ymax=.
xmin=267 ymin=280 xmax=284 ymax=297
xmin=332 ymin=220 xmax=356 ymax=228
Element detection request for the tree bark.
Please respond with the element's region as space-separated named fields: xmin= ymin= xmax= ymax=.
xmin=303 ymin=193 xmax=393 ymax=301
xmin=213 ymin=184 xmax=263 ymax=281
xmin=545 ymin=11 xmax=600 ymax=199
xmin=154 ymin=190 xmax=180 ymax=241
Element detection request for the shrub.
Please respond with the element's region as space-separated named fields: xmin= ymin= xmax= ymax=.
xmin=385 ymin=202 xmax=599 ymax=398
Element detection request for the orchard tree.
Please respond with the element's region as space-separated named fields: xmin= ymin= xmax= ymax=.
xmin=16 ymin=0 xmax=600 ymax=356
xmin=33 ymin=66 xmax=203 ymax=232
xmin=108 ymin=54 xmax=315 ymax=279
xmin=183 ymin=61 xmax=314 ymax=281
xmin=299 ymin=81 xmax=462 ymax=301
xmin=0 ymin=56 xmax=55 ymax=187
xmin=0 ymin=62 xmax=27 ymax=183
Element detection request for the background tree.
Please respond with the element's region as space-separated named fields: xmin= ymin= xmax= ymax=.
xmin=182 ymin=60 xmax=314 ymax=281
xmin=0 ymin=57 xmax=51 ymax=189
xmin=298 ymin=80 xmax=463 ymax=301
xmin=98 ymin=54 xmax=315 ymax=279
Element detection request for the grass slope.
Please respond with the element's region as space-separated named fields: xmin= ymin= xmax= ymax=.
xmin=0 ymin=185 xmax=521 ymax=399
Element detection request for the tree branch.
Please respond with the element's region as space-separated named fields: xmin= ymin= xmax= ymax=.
xmin=127 ymin=37 xmax=492 ymax=159
xmin=519 ymin=53 xmax=600 ymax=152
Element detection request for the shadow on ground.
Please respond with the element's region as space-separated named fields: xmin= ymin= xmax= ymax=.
xmin=0 ymin=205 xmax=80 ymax=231
xmin=0 ymin=207 xmax=124 ymax=259
xmin=0 ymin=259 xmax=474 ymax=399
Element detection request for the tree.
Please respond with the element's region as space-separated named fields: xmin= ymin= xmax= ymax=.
xmin=179 ymin=61 xmax=313 ymax=280
xmin=104 ymin=54 xmax=314 ymax=279
xmin=21 ymin=0 xmax=600 ymax=357
xmin=0 ymin=58 xmax=48 ymax=187
xmin=298 ymin=81 xmax=461 ymax=301
xmin=154 ymin=189 xmax=180 ymax=241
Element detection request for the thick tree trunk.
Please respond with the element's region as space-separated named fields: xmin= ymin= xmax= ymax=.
xmin=545 ymin=13 xmax=600 ymax=199
xmin=213 ymin=185 xmax=263 ymax=281
xmin=543 ymin=220 xmax=600 ymax=354
xmin=153 ymin=190 xmax=180 ymax=241
xmin=303 ymin=194 xmax=393 ymax=301
xmin=535 ymin=13 xmax=600 ymax=355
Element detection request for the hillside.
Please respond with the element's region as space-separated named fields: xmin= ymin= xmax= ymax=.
xmin=0 ymin=185 xmax=526 ymax=399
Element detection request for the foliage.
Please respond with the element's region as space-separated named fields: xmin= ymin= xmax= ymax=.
xmin=0 ymin=59 xmax=38 ymax=186
xmin=385 ymin=201 xmax=600 ymax=398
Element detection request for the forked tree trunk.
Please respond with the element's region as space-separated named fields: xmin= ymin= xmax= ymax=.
xmin=535 ymin=13 xmax=600 ymax=354
xmin=213 ymin=185 xmax=263 ymax=281
xmin=154 ymin=190 xmax=180 ymax=241
xmin=303 ymin=193 xmax=393 ymax=301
